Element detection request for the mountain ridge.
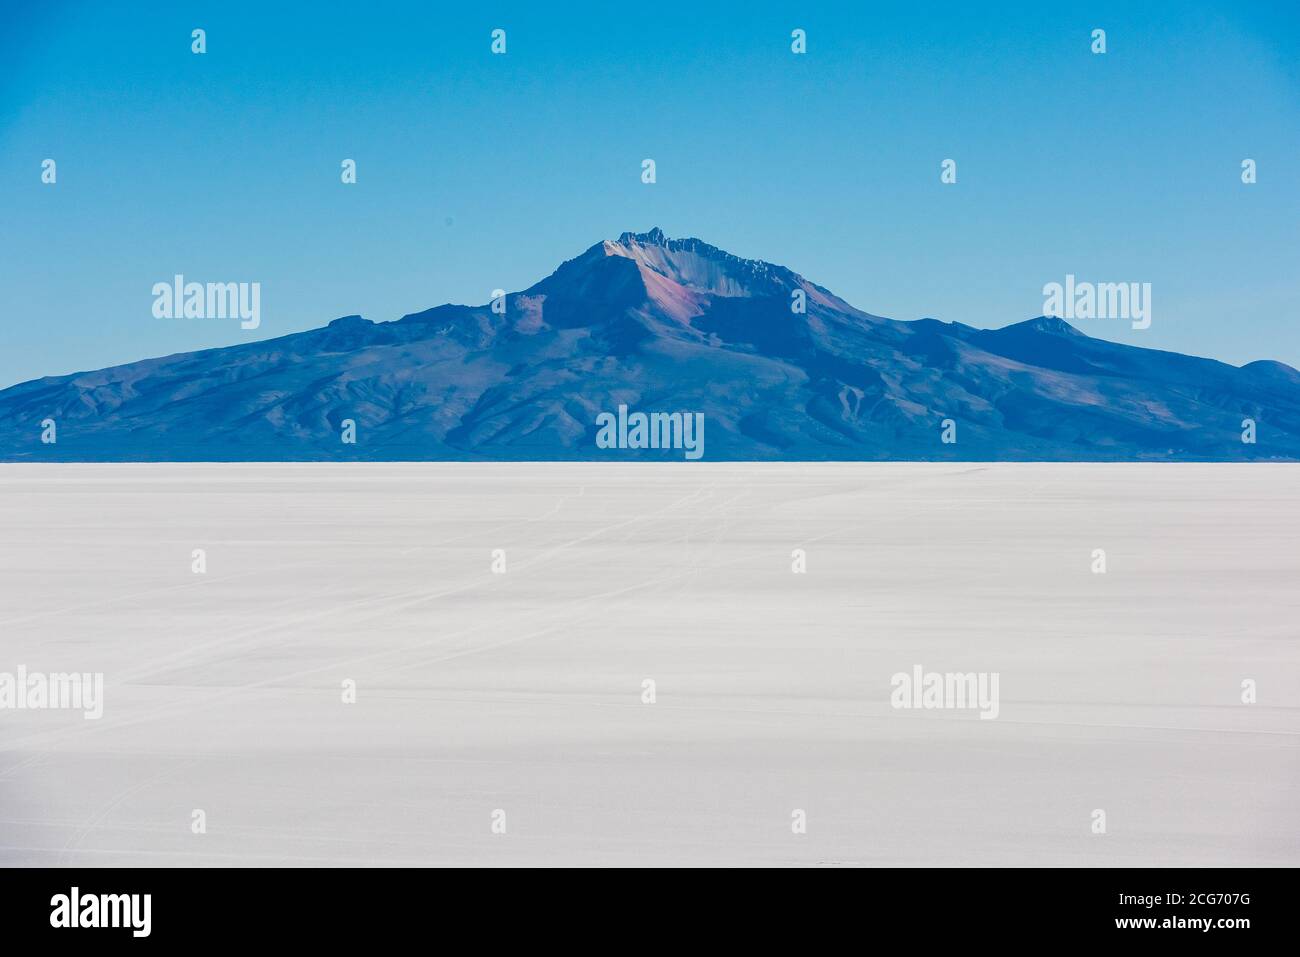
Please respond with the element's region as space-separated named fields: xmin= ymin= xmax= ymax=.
xmin=2 ymin=228 xmax=1298 ymax=461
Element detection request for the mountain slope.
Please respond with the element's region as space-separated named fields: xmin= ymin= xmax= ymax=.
xmin=2 ymin=228 xmax=1298 ymax=461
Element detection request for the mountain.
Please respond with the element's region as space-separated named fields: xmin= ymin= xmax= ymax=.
xmin=3 ymin=228 xmax=1298 ymax=461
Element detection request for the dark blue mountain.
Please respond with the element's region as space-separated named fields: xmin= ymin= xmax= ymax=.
xmin=2 ymin=229 xmax=1297 ymax=461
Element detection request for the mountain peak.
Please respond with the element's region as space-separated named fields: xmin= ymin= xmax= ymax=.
xmin=594 ymin=228 xmax=802 ymax=299
xmin=1014 ymin=316 xmax=1085 ymax=337
xmin=618 ymin=227 xmax=668 ymax=247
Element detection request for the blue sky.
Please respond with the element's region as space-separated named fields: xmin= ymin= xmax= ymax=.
xmin=2 ymin=0 xmax=1298 ymax=388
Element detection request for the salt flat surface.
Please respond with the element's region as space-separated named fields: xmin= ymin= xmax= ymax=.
xmin=0 ymin=463 xmax=1296 ymax=867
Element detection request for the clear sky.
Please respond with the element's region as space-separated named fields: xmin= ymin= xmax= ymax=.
xmin=2 ymin=0 xmax=1298 ymax=388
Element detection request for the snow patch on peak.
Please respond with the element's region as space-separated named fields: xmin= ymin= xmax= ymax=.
xmin=609 ymin=228 xmax=801 ymax=297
